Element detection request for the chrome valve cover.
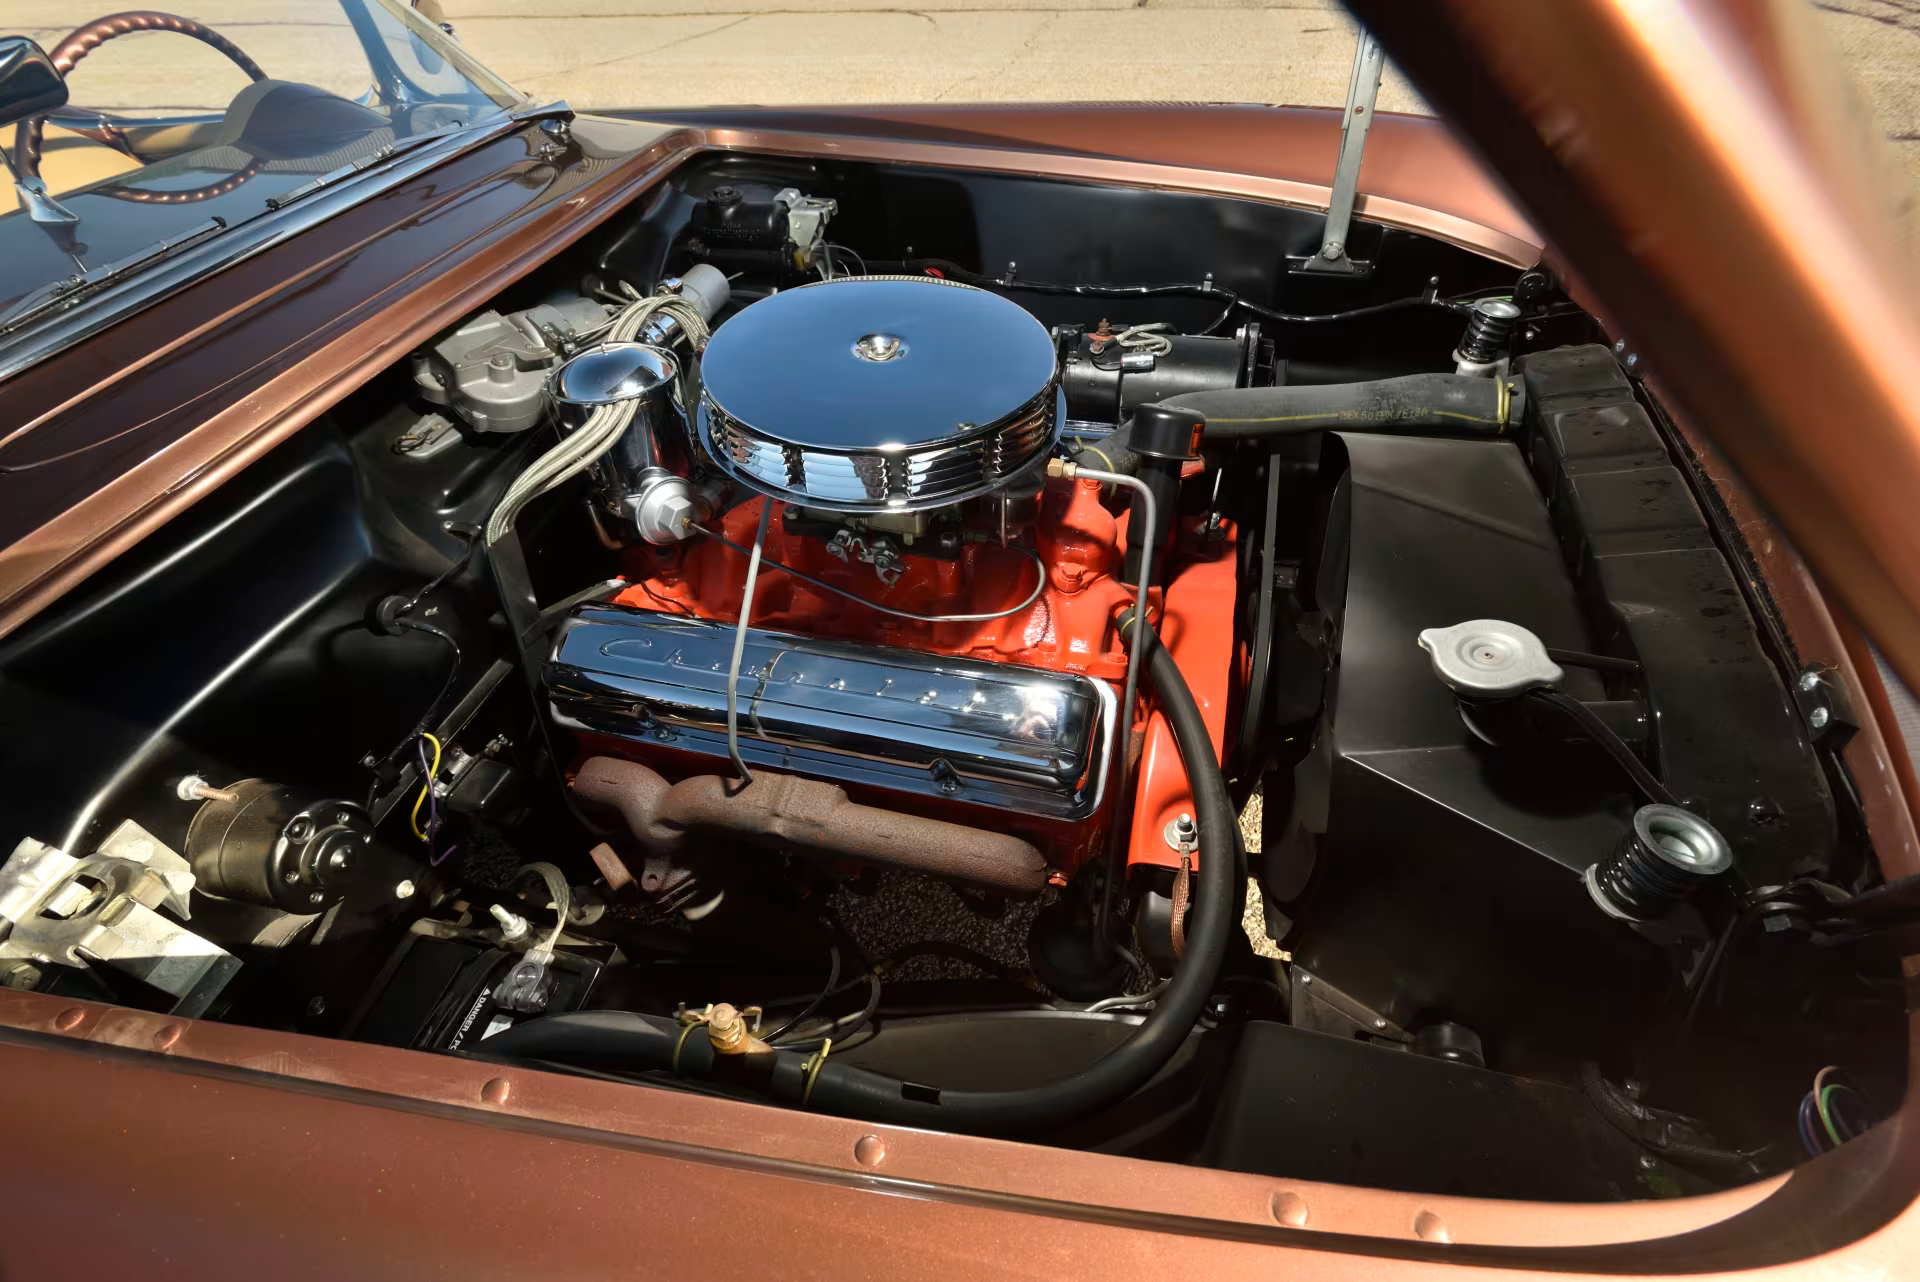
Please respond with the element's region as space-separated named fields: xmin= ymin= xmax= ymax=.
xmin=696 ymin=276 xmax=1060 ymax=513
xmin=546 ymin=605 xmax=1113 ymax=819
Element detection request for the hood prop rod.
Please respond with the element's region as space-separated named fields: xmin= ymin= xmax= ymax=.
xmin=1297 ymin=28 xmax=1386 ymax=276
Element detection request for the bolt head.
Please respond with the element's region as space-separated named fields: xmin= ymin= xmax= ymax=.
xmin=1799 ymin=671 xmax=1822 ymax=692
xmin=2 ymin=962 xmax=42 ymax=991
xmin=1637 ymin=1154 xmax=1659 ymax=1171
xmin=1323 ymin=241 xmax=1345 ymax=260
xmin=1298 ymin=973 xmax=1312 ymax=986
xmin=306 ymin=996 xmax=327 ymax=1017
xmin=395 ymin=880 xmax=417 ymax=900
xmin=1810 ymin=706 xmax=1831 ymax=730
xmin=656 ymin=492 xmax=694 ymax=531
xmin=1372 ymin=1017 xmax=1387 ymax=1030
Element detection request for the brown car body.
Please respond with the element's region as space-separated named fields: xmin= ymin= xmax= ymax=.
xmin=4 ymin=2 xmax=1920 ymax=1277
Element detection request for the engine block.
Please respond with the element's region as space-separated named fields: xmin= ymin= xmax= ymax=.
xmin=618 ymin=480 xmax=1139 ymax=681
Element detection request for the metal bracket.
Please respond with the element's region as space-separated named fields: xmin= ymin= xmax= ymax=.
xmin=775 ymin=186 xmax=837 ymax=263
xmin=1290 ymin=966 xmax=1409 ymax=1041
xmin=0 ymin=133 xmax=80 ymax=224
xmin=12 ymin=174 xmax=80 ymax=225
xmin=0 ymin=821 xmax=239 ymax=1017
xmin=1792 ymin=663 xmax=1859 ymax=750
xmin=824 ymin=528 xmax=906 ymax=586
xmin=1293 ymin=30 xmax=1386 ymax=276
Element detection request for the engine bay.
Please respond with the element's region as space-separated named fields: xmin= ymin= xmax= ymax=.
xmin=0 ymin=151 xmax=1907 ymax=1200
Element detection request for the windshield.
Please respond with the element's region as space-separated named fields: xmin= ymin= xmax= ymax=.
xmin=0 ymin=0 xmax=522 ymax=320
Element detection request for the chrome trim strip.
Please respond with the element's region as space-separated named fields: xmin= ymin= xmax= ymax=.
xmin=547 ymin=604 xmax=1115 ymax=820
xmin=0 ymin=100 xmax=570 ymax=387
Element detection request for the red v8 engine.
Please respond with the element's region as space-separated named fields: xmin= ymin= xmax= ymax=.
xmin=543 ymin=275 xmax=1236 ymax=891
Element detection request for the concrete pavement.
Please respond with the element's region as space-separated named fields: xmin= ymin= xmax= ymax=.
xmin=430 ymin=0 xmax=1431 ymax=114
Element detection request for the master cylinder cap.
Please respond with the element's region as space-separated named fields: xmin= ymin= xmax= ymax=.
xmin=1417 ymin=619 xmax=1565 ymax=697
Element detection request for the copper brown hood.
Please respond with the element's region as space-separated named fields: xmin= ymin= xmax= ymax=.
xmin=4 ymin=4 xmax=1920 ymax=1276
xmin=1349 ymin=0 xmax=1920 ymax=695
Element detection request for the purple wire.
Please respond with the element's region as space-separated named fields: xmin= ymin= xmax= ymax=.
xmin=416 ymin=734 xmax=461 ymax=867
xmin=1798 ymin=1091 xmax=1824 ymax=1157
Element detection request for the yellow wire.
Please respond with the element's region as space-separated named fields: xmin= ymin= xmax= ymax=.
xmin=1076 ymin=443 xmax=1117 ymax=473
xmin=802 ymin=1036 xmax=833 ymax=1107
xmin=409 ymin=733 xmax=442 ymax=841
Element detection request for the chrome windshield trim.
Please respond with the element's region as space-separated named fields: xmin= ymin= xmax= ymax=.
xmin=0 ymin=99 xmax=571 ymax=388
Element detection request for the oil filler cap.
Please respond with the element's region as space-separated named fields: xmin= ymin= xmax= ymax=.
xmin=1417 ymin=619 xmax=1564 ymax=697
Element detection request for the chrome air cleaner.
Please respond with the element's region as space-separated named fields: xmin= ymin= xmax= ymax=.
xmin=698 ymin=276 xmax=1059 ymax=512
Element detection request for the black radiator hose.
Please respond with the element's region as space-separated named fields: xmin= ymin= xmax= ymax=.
xmin=1084 ymin=372 xmax=1519 ymax=473
xmin=482 ymin=623 xmax=1236 ymax=1133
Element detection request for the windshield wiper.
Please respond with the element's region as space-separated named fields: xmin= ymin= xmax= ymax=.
xmin=263 ymin=103 xmax=569 ymax=214
xmin=0 ymin=216 xmax=227 ymax=335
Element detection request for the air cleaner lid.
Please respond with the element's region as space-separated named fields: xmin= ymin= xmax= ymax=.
xmin=699 ymin=276 xmax=1056 ymax=451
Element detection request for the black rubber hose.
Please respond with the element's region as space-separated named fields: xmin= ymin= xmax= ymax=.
xmin=1526 ymin=687 xmax=1678 ymax=807
xmin=1161 ymin=372 xmax=1518 ymax=442
xmin=1577 ymin=1062 xmax=1758 ymax=1170
xmin=1076 ymin=373 xmax=1518 ymax=477
xmin=485 ymin=1008 xmax=717 ymax=1077
xmin=801 ymin=623 xmax=1233 ymax=1130
xmin=481 ymin=622 xmax=1237 ymax=1134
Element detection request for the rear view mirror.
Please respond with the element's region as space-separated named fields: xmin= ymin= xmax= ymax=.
xmin=0 ymin=37 xmax=66 ymax=132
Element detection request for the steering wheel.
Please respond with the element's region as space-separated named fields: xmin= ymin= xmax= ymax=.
xmin=11 ymin=10 xmax=266 ymax=179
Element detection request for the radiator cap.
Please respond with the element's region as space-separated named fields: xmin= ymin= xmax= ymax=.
xmin=1417 ymin=619 xmax=1565 ymax=696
